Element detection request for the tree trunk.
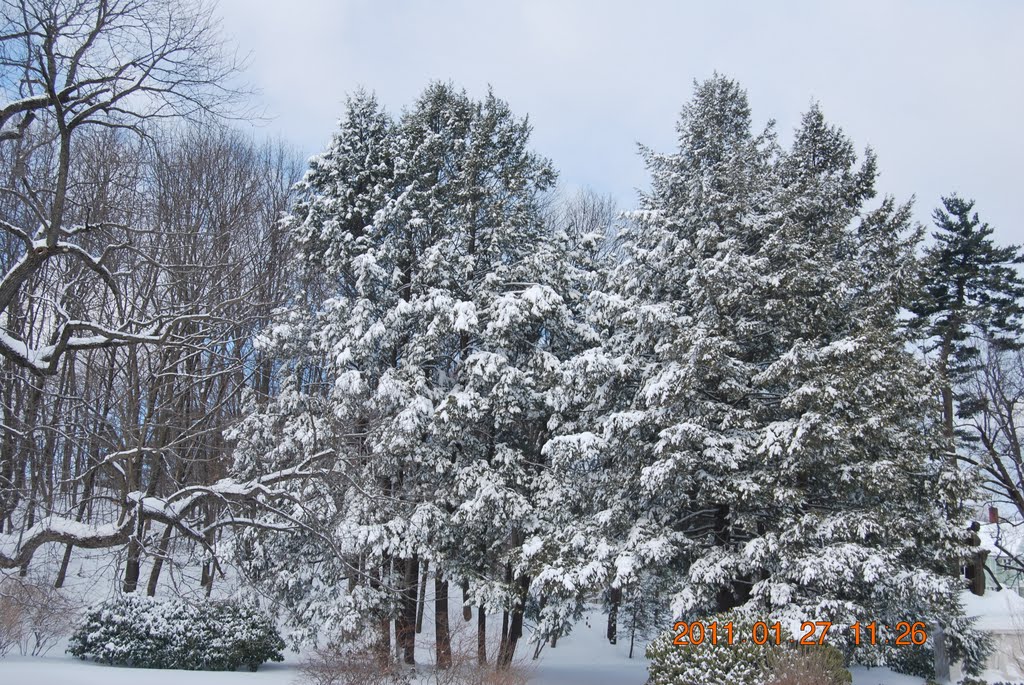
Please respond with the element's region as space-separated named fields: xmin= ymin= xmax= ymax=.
xmin=435 ymin=574 xmax=452 ymax=669
xmin=607 ymin=586 xmax=621 ymax=644
xmin=940 ymin=383 xmax=955 ymax=438
xmin=374 ymin=559 xmax=391 ymax=666
xmin=54 ymin=543 xmax=74 ymax=588
xmin=462 ymin=580 xmax=472 ymax=621
xmin=497 ymin=607 xmax=523 ymax=669
xmin=18 ymin=502 xmax=35 ymax=576
xmin=496 ymin=575 xmax=528 ymax=669
xmin=56 ymin=396 xmax=103 ymax=589
xmin=378 ymin=617 xmax=391 ymax=668
xmin=499 ymin=609 xmax=509 ymax=658
xmin=198 ymin=501 xmax=217 ymax=596
xmin=504 ymin=610 xmax=524 ymax=668
xmin=123 ymin=536 xmax=141 ymax=592
xmin=496 ymin=563 xmax=511 ymax=661
xmin=938 ymin=339 xmax=955 ymax=440
xmin=0 ymin=379 xmax=17 ymax=529
xmin=477 ymin=606 xmax=487 ymax=665
xmin=933 ymin=623 xmax=951 ymax=681
xmin=396 ymin=555 xmax=419 ymax=665
xmin=146 ymin=524 xmax=175 ymax=596
xmin=416 ymin=559 xmax=429 ymax=634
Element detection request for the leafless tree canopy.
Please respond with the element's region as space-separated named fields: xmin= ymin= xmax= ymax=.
xmin=0 ymin=0 xmax=313 ymax=591
xmin=963 ymin=342 xmax=1024 ymax=580
xmin=0 ymin=121 xmax=305 ymax=577
xmin=0 ymin=0 xmax=251 ymax=374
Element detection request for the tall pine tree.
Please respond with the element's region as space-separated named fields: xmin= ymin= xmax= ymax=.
xmin=911 ymin=195 xmax=1024 ymax=436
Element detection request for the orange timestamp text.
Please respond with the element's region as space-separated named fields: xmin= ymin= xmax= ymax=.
xmin=672 ymin=620 xmax=928 ymax=647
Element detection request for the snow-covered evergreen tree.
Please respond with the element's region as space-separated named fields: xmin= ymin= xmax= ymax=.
xmin=539 ymin=75 xmax=981 ymax=669
xmin=231 ymin=83 xmax=602 ymax=669
xmin=229 ymin=89 xmax=403 ymax=649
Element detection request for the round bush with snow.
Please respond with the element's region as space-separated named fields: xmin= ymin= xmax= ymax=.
xmin=67 ymin=594 xmax=285 ymax=671
xmin=646 ymin=611 xmax=776 ymax=685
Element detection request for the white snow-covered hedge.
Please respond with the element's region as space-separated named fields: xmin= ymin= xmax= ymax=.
xmin=67 ymin=594 xmax=284 ymax=671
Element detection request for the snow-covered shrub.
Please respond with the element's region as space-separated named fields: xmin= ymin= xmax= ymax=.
xmin=68 ymin=594 xmax=284 ymax=671
xmin=647 ymin=613 xmax=853 ymax=685
xmin=0 ymin=574 xmax=77 ymax=657
xmin=765 ymin=645 xmax=851 ymax=685
xmin=646 ymin=612 xmax=776 ymax=685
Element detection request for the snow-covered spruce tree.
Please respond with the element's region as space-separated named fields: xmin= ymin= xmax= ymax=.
xmin=541 ymin=75 xmax=982 ymax=669
xmin=740 ymin=108 xmax=979 ymax=667
xmin=383 ymin=83 xmax=608 ymax=670
xmin=520 ymin=190 xmax=619 ymax=648
xmin=232 ymin=83 xmax=600 ymax=669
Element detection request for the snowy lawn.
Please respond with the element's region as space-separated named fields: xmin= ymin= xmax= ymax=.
xmin=1 ymin=550 xmax=1011 ymax=685
xmin=0 ymin=616 xmax=931 ymax=685
xmin=0 ymin=607 xmax=651 ymax=685
xmin=0 ymin=656 xmax=299 ymax=685
xmin=0 ymin=654 xmax=932 ymax=685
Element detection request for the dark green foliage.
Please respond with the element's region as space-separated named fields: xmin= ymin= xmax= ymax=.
xmin=886 ymin=643 xmax=935 ymax=680
xmin=911 ymin=195 xmax=1024 ymax=417
xmin=605 ymin=75 xmax=976 ymax=664
xmin=67 ymin=595 xmax=285 ymax=671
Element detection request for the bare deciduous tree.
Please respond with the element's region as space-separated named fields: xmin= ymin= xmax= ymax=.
xmin=0 ymin=124 xmax=306 ymax=581
xmin=962 ymin=341 xmax=1024 ymax=581
xmin=0 ymin=1 xmax=320 ymax=583
xmin=0 ymin=0 xmax=250 ymax=373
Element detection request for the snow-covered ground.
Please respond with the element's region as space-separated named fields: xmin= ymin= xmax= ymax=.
xmin=0 ymin=601 xmax=965 ymax=685
xmin=3 ymin=545 xmax=1023 ymax=684
xmin=0 ymin=646 xmax=950 ymax=685
xmin=0 ymin=614 xmax=922 ymax=685
xmin=963 ymin=588 xmax=1024 ymax=683
xmin=0 ymin=608 xmax=652 ymax=685
xmin=0 ymin=656 xmax=297 ymax=685
xmin=0 ymin=543 xmax=654 ymax=685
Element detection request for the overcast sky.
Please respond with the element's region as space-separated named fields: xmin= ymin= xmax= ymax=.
xmin=216 ymin=0 xmax=1024 ymax=244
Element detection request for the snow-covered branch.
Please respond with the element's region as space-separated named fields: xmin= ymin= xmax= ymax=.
xmin=0 ymin=452 xmax=334 ymax=570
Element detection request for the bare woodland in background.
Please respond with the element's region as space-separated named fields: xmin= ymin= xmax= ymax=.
xmin=0 ymin=0 xmax=302 ymax=592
